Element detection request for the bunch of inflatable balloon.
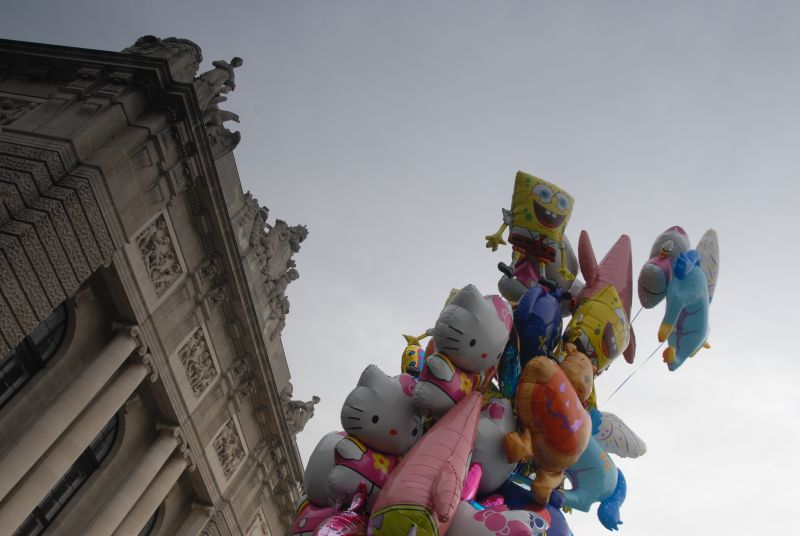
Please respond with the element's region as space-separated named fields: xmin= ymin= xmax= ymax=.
xmin=292 ymin=171 xmax=720 ymax=536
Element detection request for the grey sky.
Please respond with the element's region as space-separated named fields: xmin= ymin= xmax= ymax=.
xmin=3 ymin=1 xmax=798 ymax=534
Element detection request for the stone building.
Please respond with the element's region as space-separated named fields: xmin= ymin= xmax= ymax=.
xmin=0 ymin=36 xmax=315 ymax=535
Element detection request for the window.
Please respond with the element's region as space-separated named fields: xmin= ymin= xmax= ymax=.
xmin=14 ymin=413 xmax=120 ymax=536
xmin=0 ymin=303 xmax=68 ymax=409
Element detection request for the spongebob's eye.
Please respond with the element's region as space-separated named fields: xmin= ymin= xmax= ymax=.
xmin=555 ymin=192 xmax=570 ymax=211
xmin=532 ymin=184 xmax=553 ymax=203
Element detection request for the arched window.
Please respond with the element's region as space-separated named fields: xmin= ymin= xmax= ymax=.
xmin=14 ymin=413 xmax=120 ymax=536
xmin=0 ymin=303 xmax=68 ymax=409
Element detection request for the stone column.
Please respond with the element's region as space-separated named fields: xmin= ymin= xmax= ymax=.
xmin=0 ymin=362 xmax=148 ymax=532
xmin=82 ymin=429 xmax=180 ymax=536
xmin=0 ymin=327 xmax=144 ymax=502
xmin=113 ymin=455 xmax=188 ymax=536
xmin=175 ymin=503 xmax=214 ymax=536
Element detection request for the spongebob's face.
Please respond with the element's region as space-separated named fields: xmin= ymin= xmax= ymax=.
xmin=510 ymin=172 xmax=574 ymax=243
xmin=563 ymin=286 xmax=630 ymax=373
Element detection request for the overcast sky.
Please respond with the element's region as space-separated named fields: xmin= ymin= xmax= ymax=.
xmin=3 ymin=1 xmax=799 ymax=534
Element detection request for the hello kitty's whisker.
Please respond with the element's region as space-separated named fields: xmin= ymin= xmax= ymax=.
xmin=445 ymin=337 xmax=460 ymax=342
xmin=447 ymin=324 xmax=463 ymax=334
xmin=442 ymin=345 xmax=459 ymax=351
xmin=347 ymin=426 xmax=364 ymax=430
xmin=345 ymin=404 xmax=364 ymax=412
xmin=344 ymin=416 xmax=361 ymax=420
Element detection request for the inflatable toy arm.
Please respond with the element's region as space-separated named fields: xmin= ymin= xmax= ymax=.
xmin=426 ymin=354 xmax=455 ymax=382
xmin=558 ymin=246 xmax=575 ymax=281
xmin=485 ymin=223 xmax=508 ymax=251
xmin=335 ymin=437 xmax=365 ymax=461
xmin=486 ymin=209 xmax=513 ymax=251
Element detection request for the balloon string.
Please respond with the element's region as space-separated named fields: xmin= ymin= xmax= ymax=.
xmin=604 ymin=341 xmax=665 ymax=404
xmin=630 ymin=306 xmax=644 ymax=324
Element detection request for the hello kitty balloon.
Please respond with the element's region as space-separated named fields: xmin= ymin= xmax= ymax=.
xmin=302 ymin=431 xmax=346 ymax=507
xmin=328 ymin=365 xmax=422 ymax=510
xmin=413 ymin=284 xmax=513 ymax=418
xmin=472 ymin=396 xmax=518 ymax=494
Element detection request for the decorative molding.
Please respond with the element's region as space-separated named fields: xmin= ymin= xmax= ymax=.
xmin=141 ymin=353 xmax=159 ymax=382
xmin=239 ymin=192 xmax=259 ymax=229
xmin=111 ymin=323 xmax=149 ymax=356
xmin=156 ymin=422 xmax=197 ymax=471
xmin=247 ymin=511 xmax=269 ymax=536
xmin=197 ymin=256 xmax=220 ymax=281
xmin=178 ymin=326 xmax=218 ymax=397
xmin=0 ymin=97 xmax=40 ymax=126
xmin=135 ymin=212 xmax=183 ymax=297
xmin=213 ymin=418 xmax=246 ymax=479
xmin=201 ymin=511 xmax=233 ymax=536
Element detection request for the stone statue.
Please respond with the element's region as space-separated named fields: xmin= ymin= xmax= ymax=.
xmin=283 ymin=396 xmax=320 ymax=435
xmin=194 ymin=57 xmax=243 ymax=111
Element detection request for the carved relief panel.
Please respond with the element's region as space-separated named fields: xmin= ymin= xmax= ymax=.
xmin=135 ymin=212 xmax=184 ymax=297
xmin=206 ymin=416 xmax=248 ymax=487
xmin=127 ymin=209 xmax=188 ymax=313
xmin=0 ymin=96 xmax=41 ymax=127
xmin=169 ymin=322 xmax=221 ymax=412
xmin=179 ymin=326 xmax=218 ymax=397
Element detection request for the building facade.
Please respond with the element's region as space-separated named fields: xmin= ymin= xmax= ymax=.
xmin=0 ymin=36 xmax=314 ymax=535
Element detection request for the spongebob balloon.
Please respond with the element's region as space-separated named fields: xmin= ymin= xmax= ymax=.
xmin=486 ymin=171 xmax=575 ymax=284
xmin=563 ymin=231 xmax=636 ymax=374
xmin=400 ymin=333 xmax=427 ymax=375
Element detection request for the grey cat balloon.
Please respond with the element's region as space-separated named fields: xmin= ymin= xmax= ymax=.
xmin=302 ymin=431 xmax=345 ymax=506
xmin=328 ymin=364 xmax=421 ymax=510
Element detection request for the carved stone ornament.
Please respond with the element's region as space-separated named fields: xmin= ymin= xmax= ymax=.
xmin=246 ymin=203 xmax=308 ymax=340
xmin=122 ymin=35 xmax=202 ymax=84
xmin=111 ymin=323 xmax=149 ymax=356
xmin=280 ymin=382 xmax=320 ymax=436
xmin=178 ymin=327 xmax=218 ymax=397
xmin=156 ymin=423 xmax=196 ymax=471
xmin=247 ymin=511 xmax=269 ymax=536
xmin=206 ymin=122 xmax=241 ymax=158
xmin=213 ymin=418 xmax=247 ymax=479
xmin=201 ymin=512 xmax=234 ymax=536
xmin=0 ymin=97 xmax=40 ymax=126
xmin=136 ymin=214 xmax=183 ymax=297
xmin=240 ymin=192 xmax=260 ymax=229
xmin=197 ymin=256 xmax=220 ymax=281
